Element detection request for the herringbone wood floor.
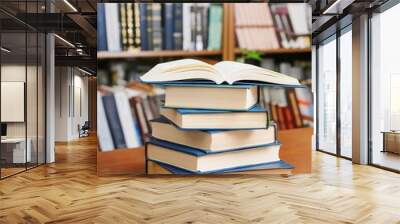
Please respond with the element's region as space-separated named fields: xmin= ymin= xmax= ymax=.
xmin=1 ymin=135 xmax=400 ymax=224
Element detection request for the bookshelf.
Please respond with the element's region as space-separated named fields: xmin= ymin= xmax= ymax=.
xmin=97 ymin=3 xmax=311 ymax=62
xmin=97 ymin=50 xmax=222 ymax=59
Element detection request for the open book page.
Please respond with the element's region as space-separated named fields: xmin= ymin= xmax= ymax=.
xmin=140 ymin=59 xmax=225 ymax=84
xmin=214 ymin=61 xmax=300 ymax=85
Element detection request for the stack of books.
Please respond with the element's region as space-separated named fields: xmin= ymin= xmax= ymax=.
xmin=140 ymin=59 xmax=302 ymax=174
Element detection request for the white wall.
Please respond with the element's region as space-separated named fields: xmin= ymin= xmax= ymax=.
xmin=54 ymin=67 xmax=89 ymax=141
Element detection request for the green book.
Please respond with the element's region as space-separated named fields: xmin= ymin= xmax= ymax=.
xmin=207 ymin=4 xmax=222 ymax=50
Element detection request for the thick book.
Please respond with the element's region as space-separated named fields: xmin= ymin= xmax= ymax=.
xmin=97 ymin=4 xmax=108 ymax=51
xmin=151 ymin=117 xmax=276 ymax=152
xmin=147 ymin=138 xmax=281 ymax=173
xmin=148 ymin=160 xmax=293 ymax=174
xmin=113 ymin=90 xmax=142 ymax=148
xmin=139 ymin=4 xmax=149 ymax=50
xmin=207 ymin=4 xmax=222 ymax=50
xmin=160 ymin=104 xmax=269 ymax=130
xmin=140 ymin=59 xmax=301 ymax=86
xmin=164 ymin=84 xmax=258 ymax=110
xmin=104 ymin=3 xmax=121 ymax=51
xmin=163 ymin=3 xmax=174 ymax=50
xmin=102 ymin=94 xmax=127 ymax=149
xmin=97 ymin=92 xmax=114 ymax=151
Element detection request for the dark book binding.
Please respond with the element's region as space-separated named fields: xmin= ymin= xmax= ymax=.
xmin=97 ymin=4 xmax=108 ymax=51
xmin=102 ymin=95 xmax=127 ymax=149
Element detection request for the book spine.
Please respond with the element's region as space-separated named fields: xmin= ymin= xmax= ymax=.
xmin=207 ymin=4 xmax=222 ymax=50
xmin=102 ymin=95 xmax=127 ymax=149
xmin=182 ymin=3 xmax=192 ymax=50
xmin=190 ymin=5 xmax=196 ymax=50
xmin=139 ymin=4 xmax=148 ymax=50
xmin=126 ymin=3 xmax=135 ymax=50
xmin=152 ymin=4 xmax=162 ymax=50
xmin=97 ymin=92 xmax=114 ymax=151
xmin=173 ymin=4 xmax=183 ymax=50
xmin=201 ymin=4 xmax=209 ymax=50
xmin=104 ymin=3 xmax=122 ymax=51
xmin=97 ymin=4 xmax=108 ymax=51
xmin=119 ymin=3 xmax=128 ymax=50
xmin=195 ymin=5 xmax=203 ymax=50
xmin=134 ymin=4 xmax=141 ymax=48
xmin=146 ymin=4 xmax=153 ymax=50
xmin=163 ymin=3 xmax=174 ymax=50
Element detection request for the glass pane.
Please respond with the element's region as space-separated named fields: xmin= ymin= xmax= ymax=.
xmin=38 ymin=32 xmax=45 ymax=165
xmin=317 ymin=37 xmax=337 ymax=154
xmin=1 ymin=31 xmax=27 ymax=177
xmin=371 ymin=4 xmax=400 ymax=171
xmin=339 ymin=29 xmax=352 ymax=158
xmin=27 ymin=31 xmax=38 ymax=169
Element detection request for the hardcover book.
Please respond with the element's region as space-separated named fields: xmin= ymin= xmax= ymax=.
xmin=151 ymin=116 xmax=276 ymax=152
xmin=163 ymin=84 xmax=258 ymax=110
xmin=147 ymin=138 xmax=281 ymax=173
xmin=160 ymin=104 xmax=269 ymax=129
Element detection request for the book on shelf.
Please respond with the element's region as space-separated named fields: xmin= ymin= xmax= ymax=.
xmin=102 ymin=94 xmax=127 ymax=148
xmin=151 ymin=116 xmax=276 ymax=152
xmin=259 ymin=58 xmax=312 ymax=129
xmin=97 ymin=91 xmax=114 ymax=151
xmin=97 ymin=4 xmax=108 ymax=51
xmin=147 ymin=138 xmax=281 ymax=173
xmin=104 ymin=3 xmax=122 ymax=52
xmin=160 ymin=104 xmax=269 ymax=130
xmin=98 ymin=3 xmax=222 ymax=52
xmin=97 ymin=84 xmax=163 ymax=152
xmin=140 ymin=59 xmax=301 ymax=86
xmin=233 ymin=3 xmax=311 ymax=50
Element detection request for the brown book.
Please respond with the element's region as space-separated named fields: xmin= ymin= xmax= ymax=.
xmin=129 ymin=97 xmax=150 ymax=141
xmin=287 ymin=89 xmax=303 ymax=128
xmin=277 ymin=106 xmax=286 ymax=130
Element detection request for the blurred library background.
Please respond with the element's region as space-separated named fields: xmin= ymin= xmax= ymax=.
xmin=96 ymin=3 xmax=312 ymax=162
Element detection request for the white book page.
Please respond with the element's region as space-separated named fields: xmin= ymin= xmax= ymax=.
xmin=214 ymin=61 xmax=300 ymax=85
xmin=140 ymin=59 xmax=225 ymax=84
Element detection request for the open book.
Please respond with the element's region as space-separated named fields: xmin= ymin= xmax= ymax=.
xmin=140 ymin=59 xmax=301 ymax=86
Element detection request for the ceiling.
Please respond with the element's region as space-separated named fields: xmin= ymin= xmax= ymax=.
xmin=0 ymin=0 xmax=97 ymax=73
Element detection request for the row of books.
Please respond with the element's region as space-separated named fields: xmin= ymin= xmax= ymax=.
xmin=141 ymin=59 xmax=300 ymax=174
xmin=98 ymin=3 xmax=223 ymax=52
xmin=97 ymin=85 xmax=163 ymax=152
xmin=234 ymin=3 xmax=311 ymax=50
xmin=259 ymin=59 xmax=313 ymax=129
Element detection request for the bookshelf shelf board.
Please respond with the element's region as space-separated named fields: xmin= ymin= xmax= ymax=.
xmin=97 ymin=50 xmax=223 ymax=59
xmin=234 ymin=48 xmax=311 ymax=55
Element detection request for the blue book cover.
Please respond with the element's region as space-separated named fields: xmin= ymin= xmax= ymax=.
xmin=148 ymin=138 xmax=280 ymax=156
xmin=97 ymin=4 xmax=108 ymax=51
xmin=102 ymin=95 xmax=127 ymax=149
xmin=152 ymin=115 xmax=273 ymax=133
xmin=163 ymin=3 xmax=174 ymax=50
xmin=150 ymin=160 xmax=294 ymax=174
xmin=139 ymin=4 xmax=148 ymax=50
xmin=171 ymin=104 xmax=266 ymax=115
